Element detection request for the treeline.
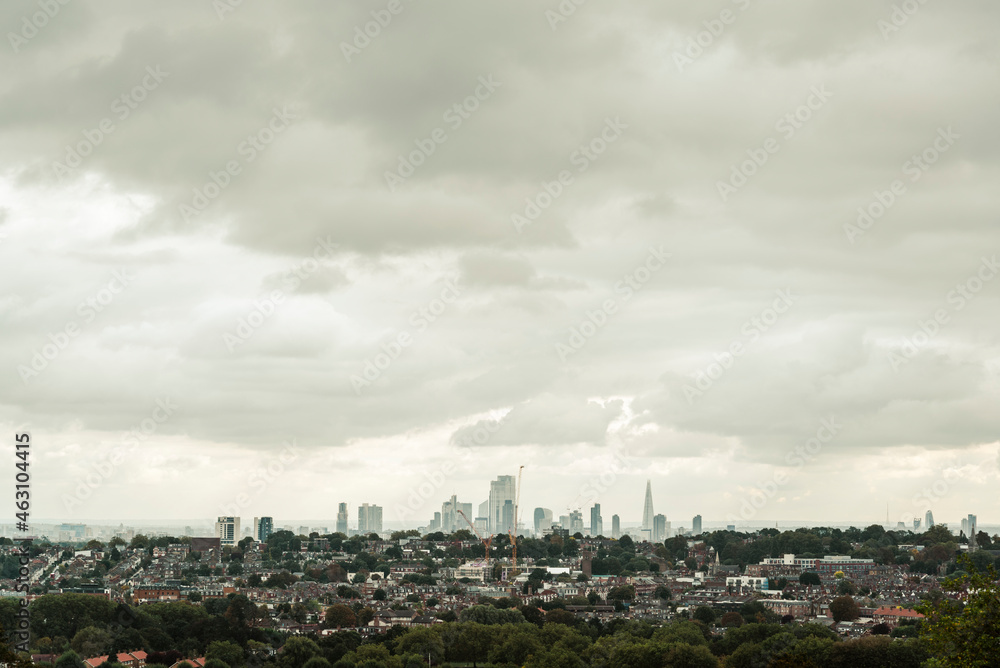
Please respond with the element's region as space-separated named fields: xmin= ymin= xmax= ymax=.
xmin=18 ymin=608 xmax=933 ymax=668
xmin=697 ymin=524 xmax=1000 ymax=572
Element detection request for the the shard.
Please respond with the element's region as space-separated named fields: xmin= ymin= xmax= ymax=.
xmin=642 ymin=479 xmax=654 ymax=531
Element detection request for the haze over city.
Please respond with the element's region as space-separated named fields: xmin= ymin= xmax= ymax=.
xmin=3 ymin=1 xmax=999 ymax=531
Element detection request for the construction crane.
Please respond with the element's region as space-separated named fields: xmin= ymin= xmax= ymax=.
xmin=508 ymin=465 xmax=524 ymax=578
xmin=457 ymin=509 xmax=492 ymax=566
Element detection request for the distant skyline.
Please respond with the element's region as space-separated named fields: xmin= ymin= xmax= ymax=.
xmin=3 ymin=2 xmax=999 ymax=526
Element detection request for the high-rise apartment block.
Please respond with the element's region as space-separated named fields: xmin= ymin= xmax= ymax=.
xmin=692 ymin=514 xmax=702 ymax=536
xmin=253 ymin=516 xmax=273 ymax=542
xmin=336 ymin=502 xmax=349 ymax=534
xmin=653 ymin=513 xmax=667 ymax=542
xmin=215 ymin=516 xmax=240 ymax=546
xmin=590 ymin=503 xmax=603 ymax=537
xmin=358 ymin=503 xmax=383 ymax=534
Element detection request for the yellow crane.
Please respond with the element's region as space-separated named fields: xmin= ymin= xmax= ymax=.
xmin=457 ymin=509 xmax=493 ymax=566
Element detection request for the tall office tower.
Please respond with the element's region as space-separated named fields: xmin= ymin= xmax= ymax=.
xmin=534 ymin=507 xmax=552 ymax=535
xmin=653 ymin=514 xmax=667 ymax=542
xmin=925 ymin=510 xmax=934 ymax=528
xmin=441 ymin=496 xmax=472 ymax=533
xmin=430 ymin=512 xmax=441 ymax=531
xmin=489 ymin=475 xmax=517 ymax=533
xmin=692 ymin=515 xmax=702 ymax=536
xmin=913 ymin=518 xmax=921 ymax=531
xmin=642 ymin=480 xmax=655 ymax=531
xmin=961 ymin=518 xmax=969 ymax=536
xmin=474 ymin=517 xmax=488 ymax=535
xmin=590 ymin=504 xmax=603 ymax=537
xmin=612 ymin=514 xmax=621 ymax=539
xmin=253 ymin=516 xmax=273 ymax=542
xmin=442 ymin=495 xmax=458 ymax=533
xmin=215 ymin=517 xmax=240 ymax=546
xmin=336 ymin=503 xmax=349 ymax=534
xmin=501 ymin=500 xmax=515 ymax=534
xmin=358 ymin=504 xmax=383 ymax=534
xmin=569 ymin=510 xmax=584 ymax=535
xmin=559 ymin=515 xmax=570 ymax=529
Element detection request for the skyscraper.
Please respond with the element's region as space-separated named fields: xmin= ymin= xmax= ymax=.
xmin=501 ymin=500 xmax=515 ymax=534
xmin=489 ymin=475 xmax=516 ymax=533
xmin=692 ymin=514 xmax=702 ymax=536
xmin=653 ymin=513 xmax=666 ymax=542
xmin=925 ymin=510 xmax=934 ymax=528
xmin=441 ymin=495 xmax=471 ymax=533
xmin=590 ymin=503 xmax=603 ymax=537
xmin=336 ymin=502 xmax=349 ymax=534
xmin=642 ymin=480 xmax=655 ymax=531
xmin=569 ymin=510 xmax=584 ymax=535
xmin=215 ymin=516 xmax=240 ymax=546
xmin=253 ymin=516 xmax=273 ymax=542
xmin=534 ymin=507 xmax=553 ymax=535
xmin=358 ymin=503 xmax=383 ymax=534
xmin=913 ymin=518 xmax=921 ymax=531
xmin=612 ymin=514 xmax=620 ymax=539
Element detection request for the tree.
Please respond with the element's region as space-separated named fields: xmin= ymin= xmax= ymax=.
xmin=55 ymin=652 xmax=85 ymax=668
xmin=917 ymin=553 xmax=1000 ymax=666
xmin=799 ymin=572 xmax=821 ymax=586
xmin=829 ymin=596 xmax=860 ymax=622
xmin=692 ymin=606 xmax=716 ymax=625
xmin=206 ymin=641 xmax=244 ymax=668
xmin=70 ymin=627 xmax=112 ymax=658
xmin=325 ymin=604 xmax=357 ymax=629
xmin=396 ymin=627 xmax=445 ymax=664
xmin=372 ymin=588 xmax=386 ymax=601
xmin=280 ymin=637 xmax=320 ymax=668
xmin=719 ymin=611 xmax=744 ymax=628
xmin=871 ymin=622 xmax=890 ymax=635
xmin=654 ymin=585 xmax=672 ymax=601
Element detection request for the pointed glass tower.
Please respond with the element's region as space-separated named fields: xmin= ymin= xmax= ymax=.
xmin=642 ymin=479 xmax=654 ymax=531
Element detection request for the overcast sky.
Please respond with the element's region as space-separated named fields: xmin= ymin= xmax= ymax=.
xmin=3 ymin=1 xmax=998 ymax=532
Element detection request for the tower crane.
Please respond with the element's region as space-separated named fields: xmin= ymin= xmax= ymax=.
xmin=457 ymin=509 xmax=492 ymax=566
